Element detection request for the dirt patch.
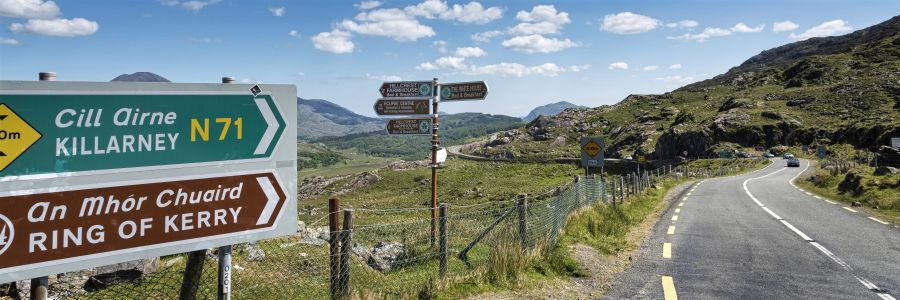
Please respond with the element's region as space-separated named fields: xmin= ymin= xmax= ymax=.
xmin=465 ymin=181 xmax=695 ymax=299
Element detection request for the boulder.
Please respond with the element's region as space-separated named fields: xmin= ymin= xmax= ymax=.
xmin=367 ymin=242 xmax=405 ymax=271
xmin=654 ymin=126 xmax=712 ymax=159
xmin=838 ymin=172 xmax=864 ymax=196
xmin=761 ymin=111 xmax=785 ymax=120
xmin=551 ymin=136 xmax=566 ymax=147
xmin=719 ymin=97 xmax=755 ymax=111
xmin=349 ymin=172 xmax=381 ymax=189
xmin=874 ymin=166 xmax=898 ymax=175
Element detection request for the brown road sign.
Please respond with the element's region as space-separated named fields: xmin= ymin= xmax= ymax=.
xmin=379 ymin=81 xmax=433 ymax=98
xmin=440 ymin=81 xmax=488 ymax=101
xmin=386 ymin=118 xmax=431 ymax=135
xmin=0 ymin=172 xmax=286 ymax=274
xmin=374 ymin=99 xmax=430 ymax=116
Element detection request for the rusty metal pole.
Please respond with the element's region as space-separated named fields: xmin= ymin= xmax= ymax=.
xmin=431 ymin=78 xmax=439 ymax=247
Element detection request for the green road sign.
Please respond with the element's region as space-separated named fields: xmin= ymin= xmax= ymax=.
xmin=719 ymin=150 xmax=734 ymax=159
xmin=0 ymin=93 xmax=286 ymax=177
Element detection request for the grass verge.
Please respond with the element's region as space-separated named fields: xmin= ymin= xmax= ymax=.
xmin=795 ymin=163 xmax=900 ymax=224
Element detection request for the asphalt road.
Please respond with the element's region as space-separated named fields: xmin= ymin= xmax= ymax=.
xmin=603 ymin=159 xmax=899 ymax=299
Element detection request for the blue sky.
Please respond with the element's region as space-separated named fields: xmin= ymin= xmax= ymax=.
xmin=1 ymin=0 xmax=898 ymax=117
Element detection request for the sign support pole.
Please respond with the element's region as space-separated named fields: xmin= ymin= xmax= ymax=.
xmin=28 ymin=72 xmax=55 ymax=300
xmin=431 ymin=78 xmax=439 ymax=247
xmin=217 ymin=76 xmax=235 ymax=300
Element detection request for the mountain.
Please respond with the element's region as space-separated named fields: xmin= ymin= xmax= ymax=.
xmin=297 ymin=98 xmax=383 ymax=140
xmin=462 ymin=15 xmax=900 ymax=160
xmin=316 ymin=112 xmax=523 ymax=160
xmin=111 ymin=72 xmax=170 ymax=82
xmin=522 ymin=101 xmax=586 ymax=122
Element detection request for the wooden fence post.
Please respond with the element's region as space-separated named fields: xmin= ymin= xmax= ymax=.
xmin=439 ymin=204 xmax=448 ymax=278
xmin=179 ymin=250 xmax=207 ymax=300
xmin=329 ymin=198 xmax=341 ymax=300
xmin=339 ymin=209 xmax=353 ymax=299
xmin=517 ymin=194 xmax=528 ymax=249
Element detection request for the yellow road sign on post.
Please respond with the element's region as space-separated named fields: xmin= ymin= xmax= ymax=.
xmin=580 ymin=137 xmax=605 ymax=168
xmin=0 ymin=103 xmax=42 ymax=171
xmin=584 ymin=140 xmax=602 ymax=157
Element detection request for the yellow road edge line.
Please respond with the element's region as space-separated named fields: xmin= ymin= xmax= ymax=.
xmin=667 ymin=225 xmax=675 ymax=235
xmin=663 ymin=243 xmax=672 ymax=259
xmin=843 ymin=207 xmax=858 ymax=213
xmin=868 ymin=217 xmax=889 ymax=225
xmin=672 ymin=215 xmax=678 ymax=221
xmin=661 ymin=276 xmax=678 ymax=300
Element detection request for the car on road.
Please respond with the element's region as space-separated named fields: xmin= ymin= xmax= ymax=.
xmin=764 ymin=152 xmax=775 ymax=158
xmin=783 ymin=153 xmax=795 ymax=159
xmin=787 ymin=158 xmax=800 ymax=167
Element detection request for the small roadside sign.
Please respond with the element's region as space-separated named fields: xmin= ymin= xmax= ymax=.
xmin=435 ymin=147 xmax=447 ymax=164
xmin=802 ymin=145 xmax=809 ymax=153
xmin=719 ymin=150 xmax=733 ymax=159
xmin=379 ymin=81 xmax=433 ymax=98
xmin=440 ymin=81 xmax=488 ymax=101
xmin=580 ymin=137 xmax=605 ymax=167
xmin=374 ymin=99 xmax=430 ymax=116
xmin=891 ymin=137 xmax=900 ymax=149
xmin=817 ymin=145 xmax=827 ymax=158
xmin=638 ymin=155 xmax=647 ymax=162
xmin=386 ymin=118 xmax=431 ymax=135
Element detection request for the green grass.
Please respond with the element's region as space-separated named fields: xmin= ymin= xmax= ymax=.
xmin=796 ymin=164 xmax=900 ymax=224
xmin=299 ymin=145 xmax=397 ymax=179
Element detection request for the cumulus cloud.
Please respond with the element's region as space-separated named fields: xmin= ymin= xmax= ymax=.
xmin=416 ymin=55 xmax=588 ymax=77
xmin=338 ymin=8 xmax=435 ymax=42
xmin=643 ymin=65 xmax=659 ymax=71
xmin=509 ymin=5 xmax=570 ymax=35
xmin=405 ymin=0 xmax=503 ymax=24
xmin=600 ymin=12 xmax=661 ymax=34
xmin=269 ymin=7 xmax=285 ymax=17
xmin=0 ymin=37 xmax=19 ymax=45
xmin=471 ymin=30 xmax=503 ymax=42
xmin=790 ymin=19 xmax=852 ymax=40
xmin=666 ymin=20 xmax=698 ymax=29
xmin=455 ymin=46 xmax=486 ymax=57
xmin=288 ymin=30 xmax=300 ymax=37
xmin=416 ymin=56 xmax=468 ymax=71
xmin=667 ymin=27 xmax=731 ymax=42
xmin=501 ymin=34 xmax=579 ymax=53
xmin=608 ymin=62 xmax=628 ymax=70
xmin=731 ymin=22 xmax=764 ymax=33
xmin=656 ymin=75 xmax=697 ymax=83
xmin=0 ymin=0 xmax=60 ymax=18
xmin=773 ymin=21 xmax=799 ymax=32
xmin=366 ymin=73 xmax=402 ymax=81
xmin=10 ymin=17 xmax=98 ymax=37
xmin=355 ymin=0 xmax=382 ymax=10
xmin=669 ymin=64 xmax=682 ymax=69
xmin=179 ymin=0 xmax=221 ymax=12
xmin=311 ymin=29 xmax=354 ymax=54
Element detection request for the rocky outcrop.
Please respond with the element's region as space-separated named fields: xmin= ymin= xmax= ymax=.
xmin=654 ymin=126 xmax=712 ymax=158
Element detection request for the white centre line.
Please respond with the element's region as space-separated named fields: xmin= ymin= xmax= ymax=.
xmin=868 ymin=217 xmax=889 ymax=225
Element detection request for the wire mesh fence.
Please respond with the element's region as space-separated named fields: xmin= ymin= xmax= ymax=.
xmin=2 ymin=159 xmax=765 ymax=300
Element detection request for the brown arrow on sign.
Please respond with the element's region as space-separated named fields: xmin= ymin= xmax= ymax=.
xmin=440 ymin=81 xmax=488 ymax=101
xmin=379 ymin=81 xmax=433 ymax=98
xmin=0 ymin=172 xmax=286 ymax=271
xmin=374 ymin=99 xmax=430 ymax=116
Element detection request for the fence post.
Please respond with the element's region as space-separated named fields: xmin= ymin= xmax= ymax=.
xmin=179 ymin=250 xmax=207 ymax=300
xmin=611 ymin=179 xmax=617 ymax=208
xmin=574 ymin=175 xmax=581 ymax=208
xmin=550 ymin=192 xmax=562 ymax=243
xmin=439 ymin=203 xmax=448 ymax=278
xmin=329 ymin=198 xmax=341 ymax=300
xmin=517 ymin=194 xmax=528 ymax=249
xmin=339 ymin=209 xmax=353 ymax=299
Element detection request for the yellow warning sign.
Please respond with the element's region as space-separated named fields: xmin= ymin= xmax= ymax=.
xmin=584 ymin=140 xmax=602 ymax=158
xmin=0 ymin=103 xmax=42 ymax=172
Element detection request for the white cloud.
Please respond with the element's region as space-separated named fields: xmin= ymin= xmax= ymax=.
xmin=600 ymin=12 xmax=661 ymax=34
xmin=0 ymin=0 xmax=60 ymax=19
xmin=417 ymin=56 xmax=468 ymax=71
xmin=790 ymin=19 xmax=852 ymax=40
xmin=0 ymin=37 xmax=19 ymax=45
xmin=568 ymin=64 xmax=591 ymax=72
xmin=366 ymin=73 xmax=402 ymax=81
xmin=608 ymin=62 xmax=628 ymax=70
xmin=669 ymin=64 xmax=682 ymax=69
xmin=405 ymin=0 xmax=503 ymax=25
xmin=189 ymin=36 xmax=220 ymax=43
xmin=9 ymin=17 xmax=98 ymax=37
xmin=288 ymin=30 xmax=300 ymax=37
xmin=470 ymin=62 xmax=589 ymax=77
xmin=643 ymin=65 xmax=659 ymax=71
xmin=339 ymin=8 xmax=435 ymax=41
xmin=471 ymin=30 xmax=503 ymax=42
xmin=455 ymin=46 xmax=486 ymax=57
xmin=509 ymin=5 xmax=570 ymax=35
xmin=179 ymin=0 xmax=220 ymax=12
xmin=773 ymin=21 xmax=799 ymax=32
xmin=501 ymin=34 xmax=579 ymax=53
xmin=666 ymin=27 xmax=732 ymax=42
xmin=311 ymin=29 xmax=354 ymax=54
xmin=432 ymin=40 xmax=448 ymax=53
xmin=731 ymin=22 xmax=764 ymax=33
xmin=666 ymin=20 xmax=698 ymax=29
xmin=269 ymin=7 xmax=285 ymax=17
xmin=355 ymin=0 xmax=382 ymax=10
xmin=656 ymin=75 xmax=697 ymax=83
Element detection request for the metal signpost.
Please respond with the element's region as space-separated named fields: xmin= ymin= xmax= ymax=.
xmin=580 ymin=137 xmax=605 ymax=176
xmin=891 ymin=137 xmax=900 ymax=149
xmin=375 ymin=79 xmax=487 ymax=246
xmin=0 ymin=79 xmax=298 ymax=298
xmin=719 ymin=150 xmax=733 ymax=159
xmin=817 ymin=145 xmax=828 ymax=158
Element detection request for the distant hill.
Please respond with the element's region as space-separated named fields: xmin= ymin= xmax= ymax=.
xmin=463 ymin=15 xmax=900 ymax=160
xmin=316 ymin=112 xmax=523 ymax=160
xmin=297 ymin=98 xmax=383 ymax=140
xmin=523 ymin=101 xmax=586 ymax=122
xmin=111 ymin=72 xmax=170 ymax=82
